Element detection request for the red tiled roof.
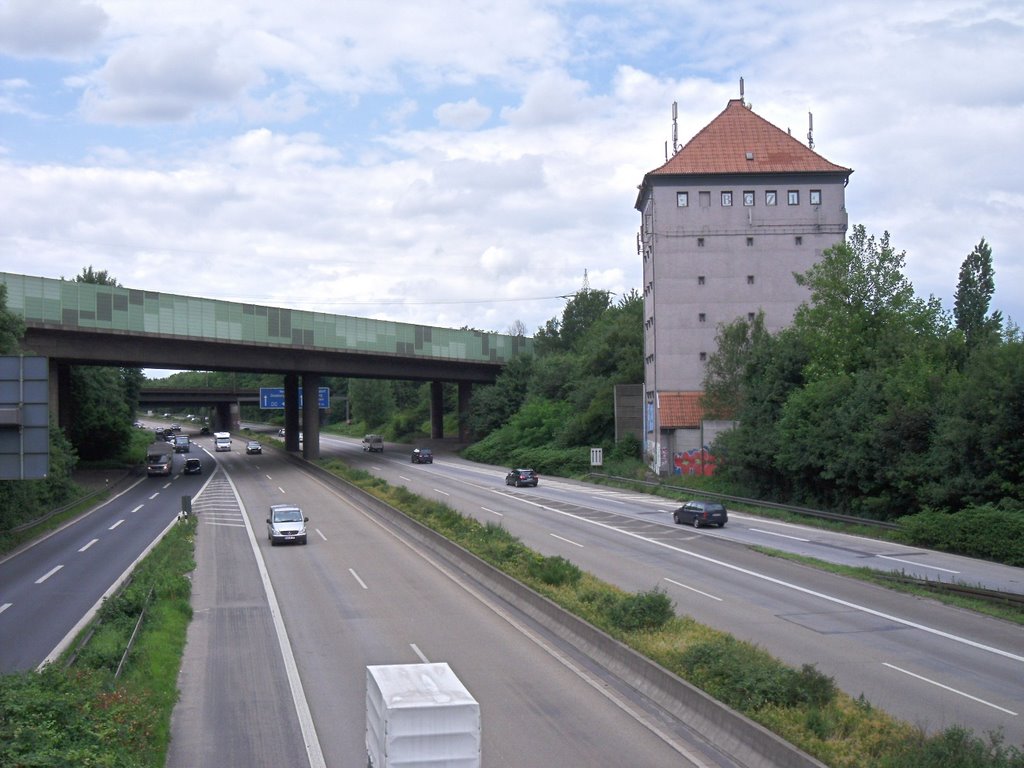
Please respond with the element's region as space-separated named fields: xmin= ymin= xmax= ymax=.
xmin=659 ymin=391 xmax=704 ymax=429
xmin=644 ymin=99 xmax=852 ymax=180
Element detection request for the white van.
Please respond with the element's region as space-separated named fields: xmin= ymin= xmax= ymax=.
xmin=214 ymin=432 xmax=232 ymax=451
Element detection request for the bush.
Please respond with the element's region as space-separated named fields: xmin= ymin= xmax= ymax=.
xmin=606 ymin=588 xmax=674 ymax=632
xmin=528 ymin=555 xmax=583 ymax=587
xmin=876 ymin=725 xmax=1024 ymax=768
xmin=674 ymin=636 xmax=836 ymax=712
xmin=897 ymin=505 xmax=1024 ymax=566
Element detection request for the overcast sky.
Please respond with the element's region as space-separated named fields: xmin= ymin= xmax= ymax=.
xmin=2 ymin=1 xmax=1022 ymax=371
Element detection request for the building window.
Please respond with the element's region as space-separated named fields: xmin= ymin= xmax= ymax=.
xmin=699 ymin=352 xmax=707 ymax=362
xmin=766 ymin=190 xmax=777 ymax=206
xmin=721 ymin=191 xmax=733 ymax=207
xmin=809 ymin=189 xmax=821 ymax=205
xmin=697 ymin=275 xmax=705 ymax=285
xmin=699 ymin=191 xmax=711 ymax=208
xmin=788 ymin=190 xmax=799 ymax=205
xmin=743 ymin=191 xmax=755 ymax=207
xmin=747 ymin=275 xmax=755 ymax=284
xmin=795 ymin=236 xmax=803 ymax=245
xmin=697 ymin=237 xmax=705 ymax=247
xmin=677 ymin=191 xmax=689 ymax=207
xmin=746 ymin=237 xmax=754 ymax=247
xmin=748 ymin=312 xmax=756 ymax=322
xmin=698 ymin=313 xmax=706 ymax=323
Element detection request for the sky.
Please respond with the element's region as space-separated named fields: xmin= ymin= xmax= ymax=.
xmin=2 ymin=0 xmax=1022 ymax=377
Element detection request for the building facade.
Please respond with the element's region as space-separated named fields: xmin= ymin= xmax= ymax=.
xmin=635 ymin=98 xmax=852 ymax=475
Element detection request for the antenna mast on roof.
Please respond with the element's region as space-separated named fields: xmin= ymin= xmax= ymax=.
xmin=672 ymin=101 xmax=679 ymax=154
xmin=807 ymin=111 xmax=815 ymax=150
xmin=739 ymin=76 xmax=744 ymax=106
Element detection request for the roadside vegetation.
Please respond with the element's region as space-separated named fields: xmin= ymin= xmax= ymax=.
xmin=0 ymin=516 xmax=195 ymax=768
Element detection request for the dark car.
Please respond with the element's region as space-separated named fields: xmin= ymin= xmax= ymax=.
xmin=673 ymin=500 xmax=728 ymax=528
xmin=505 ymin=468 xmax=539 ymax=487
xmin=411 ymin=447 xmax=433 ymax=464
xmin=267 ymin=504 xmax=308 ymax=546
xmin=183 ymin=457 xmax=202 ymax=474
xmin=246 ymin=440 xmax=263 ymax=455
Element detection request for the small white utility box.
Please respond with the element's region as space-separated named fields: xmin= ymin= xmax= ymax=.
xmin=366 ymin=662 xmax=481 ymax=768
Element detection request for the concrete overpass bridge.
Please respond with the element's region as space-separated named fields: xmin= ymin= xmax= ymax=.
xmin=1 ymin=272 xmax=532 ymax=457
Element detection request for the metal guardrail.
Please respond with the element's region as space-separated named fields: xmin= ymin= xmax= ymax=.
xmin=584 ymin=473 xmax=902 ymax=530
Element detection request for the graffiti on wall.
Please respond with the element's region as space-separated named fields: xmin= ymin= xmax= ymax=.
xmin=673 ymin=447 xmax=717 ymax=476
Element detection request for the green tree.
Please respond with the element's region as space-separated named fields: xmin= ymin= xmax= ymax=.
xmin=953 ymin=237 xmax=1002 ymax=351
xmin=793 ymin=225 xmax=947 ymax=379
xmin=702 ymin=311 xmax=769 ymax=419
xmin=0 ymin=284 xmax=26 ymax=354
xmin=349 ymin=378 xmax=395 ymax=429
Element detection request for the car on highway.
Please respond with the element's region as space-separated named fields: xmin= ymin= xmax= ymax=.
xmin=362 ymin=434 xmax=383 ymax=452
xmin=184 ymin=457 xmax=202 ymax=474
xmin=277 ymin=428 xmax=285 ymax=437
xmin=246 ymin=440 xmax=263 ymax=455
xmin=266 ymin=504 xmax=308 ymax=546
xmin=505 ymin=468 xmax=539 ymax=487
xmin=411 ymin=447 xmax=433 ymax=464
xmin=672 ymin=499 xmax=728 ymax=528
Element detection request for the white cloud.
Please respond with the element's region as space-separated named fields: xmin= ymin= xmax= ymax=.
xmin=0 ymin=0 xmax=1021 ymax=336
xmin=434 ymin=98 xmax=491 ymax=130
xmin=0 ymin=0 xmax=107 ymax=59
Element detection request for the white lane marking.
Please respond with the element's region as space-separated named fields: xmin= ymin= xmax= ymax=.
xmin=550 ymin=533 xmax=583 ymax=548
xmin=279 ymin=487 xmax=286 ymax=494
xmin=665 ymin=577 xmax=723 ymax=602
xmin=35 ymin=565 xmax=63 ymax=584
xmin=506 ymin=494 xmax=1024 ymax=665
xmin=434 ymin=489 xmax=450 ymax=496
xmin=399 ymin=475 xmax=411 ymax=482
xmin=149 ymin=492 xmax=159 ymax=500
xmin=316 ymin=529 xmax=327 ymax=541
xmin=481 ymin=507 xmax=503 ymax=517
xmin=877 ymin=554 xmax=960 ymax=574
xmin=349 ymin=569 xmax=368 ymax=590
xmin=222 ymin=471 xmax=326 ymax=768
xmin=410 ymin=643 xmax=430 ymax=664
xmin=130 ymin=504 xmax=144 ymax=514
xmin=266 ymin=474 xmax=273 ymax=480
xmin=749 ymin=528 xmax=810 ymax=542
xmin=79 ymin=539 xmax=99 ymax=552
xmin=883 ymin=663 xmax=1018 ymax=715
xmin=109 ymin=519 xmax=125 ymax=530
xmin=0 ymin=603 xmax=11 ymax=615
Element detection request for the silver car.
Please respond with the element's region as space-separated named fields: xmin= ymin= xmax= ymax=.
xmin=267 ymin=504 xmax=308 ymax=546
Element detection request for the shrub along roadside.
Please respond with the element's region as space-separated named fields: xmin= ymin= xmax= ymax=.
xmin=0 ymin=517 xmax=195 ymax=768
xmin=319 ymin=457 xmax=1024 ymax=768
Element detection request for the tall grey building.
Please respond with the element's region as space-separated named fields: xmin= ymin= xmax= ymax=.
xmin=635 ymin=98 xmax=852 ymax=475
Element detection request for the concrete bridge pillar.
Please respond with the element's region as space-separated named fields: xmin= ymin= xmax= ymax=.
xmin=430 ymin=381 xmax=444 ymax=439
xmin=458 ymin=381 xmax=472 ymax=442
xmin=301 ymin=373 xmax=320 ymax=460
xmin=283 ymin=374 xmax=300 ymax=451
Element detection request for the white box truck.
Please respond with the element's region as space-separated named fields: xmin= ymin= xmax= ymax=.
xmin=214 ymin=431 xmax=231 ymax=451
xmin=366 ymin=663 xmax=480 ymax=768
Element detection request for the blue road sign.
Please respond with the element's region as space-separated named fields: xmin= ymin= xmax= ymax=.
xmin=259 ymin=387 xmax=330 ymax=409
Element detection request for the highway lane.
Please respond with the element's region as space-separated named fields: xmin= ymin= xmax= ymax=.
xmin=327 ymin=434 xmax=1021 ymax=591
xmin=316 ymin=435 xmax=1024 ymax=746
xmin=0 ymin=449 xmax=209 ymax=673
xmin=170 ymin=442 xmax=723 ymax=767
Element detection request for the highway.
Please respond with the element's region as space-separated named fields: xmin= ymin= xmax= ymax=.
xmin=0 ymin=448 xmax=205 ymax=673
xmin=314 ymin=432 xmax=1024 ymax=747
xmin=168 ymin=435 xmax=720 ymax=767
